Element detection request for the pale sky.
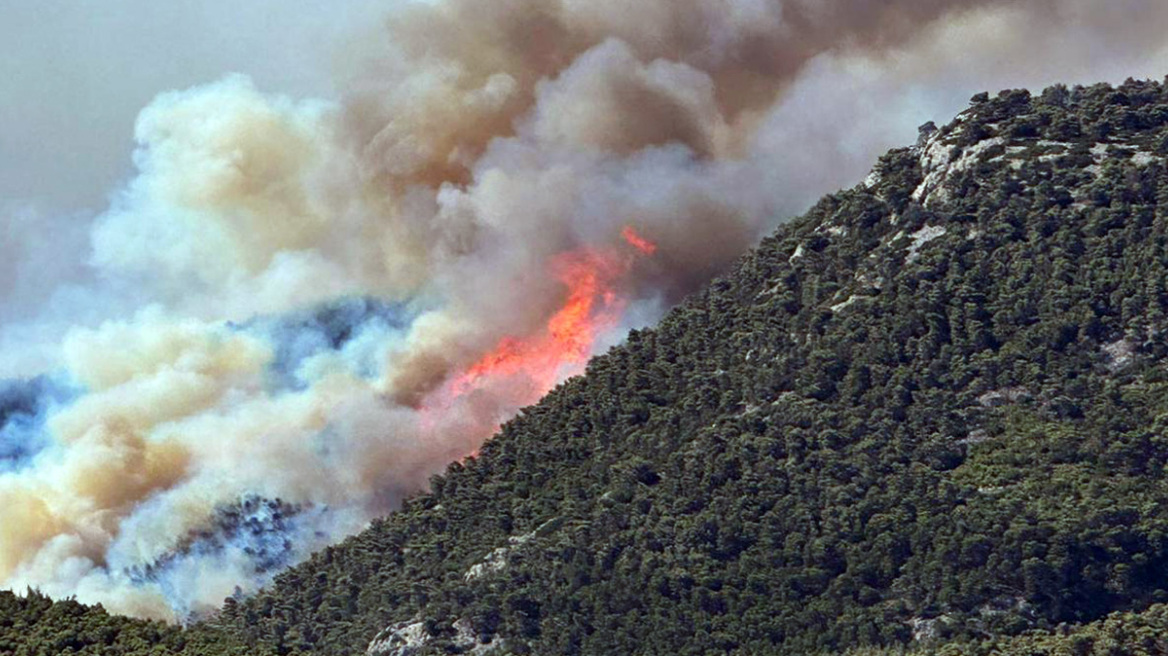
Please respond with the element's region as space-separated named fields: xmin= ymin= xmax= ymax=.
xmin=0 ymin=0 xmax=389 ymax=214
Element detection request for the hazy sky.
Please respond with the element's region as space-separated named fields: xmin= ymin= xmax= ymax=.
xmin=0 ymin=0 xmax=387 ymax=214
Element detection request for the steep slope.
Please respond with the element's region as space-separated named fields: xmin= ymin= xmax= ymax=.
xmin=9 ymin=77 xmax=1168 ymax=655
xmin=198 ymin=78 xmax=1168 ymax=655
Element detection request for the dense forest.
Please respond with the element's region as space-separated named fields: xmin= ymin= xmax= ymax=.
xmin=8 ymin=78 xmax=1168 ymax=654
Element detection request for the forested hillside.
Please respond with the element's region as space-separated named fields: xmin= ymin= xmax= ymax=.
xmin=9 ymin=78 xmax=1168 ymax=655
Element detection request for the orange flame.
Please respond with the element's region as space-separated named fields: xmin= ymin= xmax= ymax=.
xmin=450 ymin=248 xmax=628 ymax=397
xmin=621 ymin=226 xmax=657 ymax=256
xmin=423 ymin=227 xmax=658 ymax=438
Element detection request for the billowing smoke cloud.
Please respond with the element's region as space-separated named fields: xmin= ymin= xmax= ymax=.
xmin=1 ymin=0 xmax=1167 ymax=621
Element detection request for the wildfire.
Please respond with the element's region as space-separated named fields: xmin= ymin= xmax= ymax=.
xmin=434 ymin=226 xmax=657 ymax=418
xmin=621 ymin=226 xmax=658 ymax=255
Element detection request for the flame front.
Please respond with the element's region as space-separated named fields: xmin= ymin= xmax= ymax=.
xmin=622 ymin=226 xmax=658 ymax=256
xmin=427 ymin=227 xmax=657 ymax=430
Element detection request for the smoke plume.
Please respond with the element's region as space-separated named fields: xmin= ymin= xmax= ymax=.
xmin=1 ymin=0 xmax=1166 ymax=620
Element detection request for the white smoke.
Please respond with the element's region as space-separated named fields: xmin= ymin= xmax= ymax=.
xmin=1 ymin=0 xmax=1167 ymax=621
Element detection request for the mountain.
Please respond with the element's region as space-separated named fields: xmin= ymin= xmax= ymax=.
xmin=9 ymin=77 xmax=1168 ymax=655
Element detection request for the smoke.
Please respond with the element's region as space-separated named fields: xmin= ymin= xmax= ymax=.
xmin=1 ymin=0 xmax=1167 ymax=621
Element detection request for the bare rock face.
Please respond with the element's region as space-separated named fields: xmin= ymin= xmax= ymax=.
xmin=366 ymin=621 xmax=429 ymax=656
xmin=366 ymin=618 xmax=507 ymax=656
xmin=977 ymin=387 xmax=1031 ymax=408
xmin=1102 ymin=338 xmax=1137 ymax=372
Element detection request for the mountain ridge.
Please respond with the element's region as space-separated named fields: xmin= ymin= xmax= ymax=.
xmin=209 ymin=77 xmax=1168 ymax=655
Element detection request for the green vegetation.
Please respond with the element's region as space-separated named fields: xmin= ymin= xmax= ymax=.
xmin=0 ymin=590 xmax=249 ymax=655
xmin=10 ymin=78 xmax=1168 ymax=655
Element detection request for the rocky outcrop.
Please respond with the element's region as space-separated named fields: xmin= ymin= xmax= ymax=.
xmin=367 ymin=618 xmax=507 ymax=656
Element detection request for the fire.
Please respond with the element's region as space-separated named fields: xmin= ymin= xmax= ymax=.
xmin=450 ymin=248 xmax=628 ymax=397
xmin=621 ymin=226 xmax=657 ymax=255
xmin=430 ymin=226 xmax=658 ymax=423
